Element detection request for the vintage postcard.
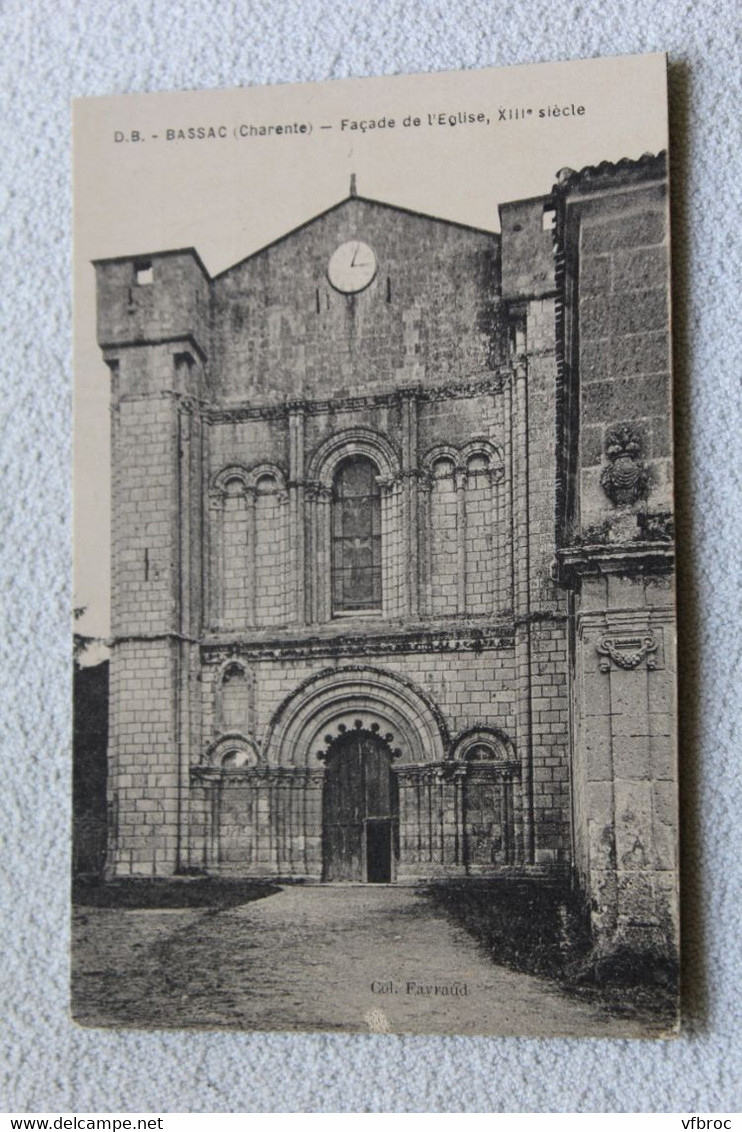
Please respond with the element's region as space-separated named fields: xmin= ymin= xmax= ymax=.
xmin=72 ymin=52 xmax=679 ymax=1036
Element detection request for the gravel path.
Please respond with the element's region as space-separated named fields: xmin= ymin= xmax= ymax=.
xmin=72 ymin=885 xmax=643 ymax=1036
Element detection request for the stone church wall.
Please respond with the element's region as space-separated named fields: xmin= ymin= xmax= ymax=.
xmin=94 ymin=160 xmax=675 ymax=966
xmin=556 ymin=159 xmax=678 ymax=960
xmin=576 ymin=180 xmax=673 ymax=538
xmin=200 ymin=648 xmax=520 ymax=760
xmin=106 ymin=638 xmax=180 ymax=875
xmin=210 ymin=197 xmax=504 ymax=402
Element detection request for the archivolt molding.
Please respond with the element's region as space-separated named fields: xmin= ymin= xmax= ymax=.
xmin=317 ymin=720 xmax=403 ymax=763
xmin=449 ymin=725 xmax=516 ymax=763
xmin=247 ymin=462 xmax=288 ymax=494
xmin=203 ymin=732 xmax=262 ymax=767
xmin=423 ymin=444 xmax=459 ymax=474
xmin=210 ymin=461 xmax=287 ymax=497
xmin=421 ymin=438 xmax=505 ymax=482
xmin=306 ymin=426 xmax=400 ymax=487
xmin=211 ymin=462 xmax=251 ymax=496
xmin=460 ymin=437 xmax=505 ymax=473
xmin=212 ymin=655 xmax=251 ymax=683
xmin=262 ymin=665 xmax=449 ymax=767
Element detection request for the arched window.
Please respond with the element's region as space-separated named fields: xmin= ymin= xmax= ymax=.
xmin=332 ymin=455 xmax=382 ymax=614
xmin=428 ymin=456 xmax=457 ymax=615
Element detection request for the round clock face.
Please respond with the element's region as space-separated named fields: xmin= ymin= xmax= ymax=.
xmin=327 ymin=240 xmax=378 ymax=293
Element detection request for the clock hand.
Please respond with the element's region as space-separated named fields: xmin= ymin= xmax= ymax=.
xmin=350 ymin=242 xmax=359 ymax=267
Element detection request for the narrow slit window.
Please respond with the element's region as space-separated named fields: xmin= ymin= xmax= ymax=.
xmin=134 ymin=261 xmax=153 ymax=286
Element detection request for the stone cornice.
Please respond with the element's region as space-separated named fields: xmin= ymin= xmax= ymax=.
xmin=111 ymin=631 xmax=201 ymax=646
xmin=101 ymin=332 xmax=208 ymax=364
xmin=201 ymin=623 xmax=515 ymax=663
xmin=513 ymin=610 xmax=568 ymax=627
xmin=576 ymin=606 xmax=675 ymax=629
xmin=551 ymin=151 xmax=667 ymax=199
xmin=205 ymin=374 xmax=509 ymax=424
xmin=190 ymin=765 xmax=325 ymax=785
xmin=395 ymin=760 xmax=520 ymax=781
xmin=556 ymin=541 xmax=675 ymax=580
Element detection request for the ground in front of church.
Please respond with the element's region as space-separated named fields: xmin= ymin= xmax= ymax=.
xmin=71 ymin=883 xmax=662 ymax=1036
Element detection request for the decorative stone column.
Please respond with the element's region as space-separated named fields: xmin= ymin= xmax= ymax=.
xmin=400 ymin=390 xmax=420 ymax=618
xmin=511 ymin=360 xmax=535 ymax=863
xmin=245 ymin=486 xmax=256 ymax=627
xmin=207 ymin=491 xmax=225 ymax=629
xmin=490 ymin=463 xmax=506 ymax=616
xmin=379 ymin=476 xmax=404 ymax=619
xmin=304 ymin=767 xmax=325 ymax=878
xmin=416 ymin=471 xmax=433 ymax=618
xmin=288 ymin=403 xmax=306 ymax=625
xmin=306 ymin=481 xmax=332 ymax=623
xmin=454 ymin=464 xmax=468 ymax=615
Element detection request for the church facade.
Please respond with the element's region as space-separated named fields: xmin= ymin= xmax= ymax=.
xmin=95 ymin=153 xmax=677 ymax=959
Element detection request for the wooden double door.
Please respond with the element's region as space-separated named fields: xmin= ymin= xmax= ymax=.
xmin=322 ymin=730 xmax=398 ymax=882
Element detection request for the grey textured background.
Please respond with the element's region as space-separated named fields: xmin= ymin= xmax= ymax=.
xmin=2 ymin=0 xmax=741 ymax=1113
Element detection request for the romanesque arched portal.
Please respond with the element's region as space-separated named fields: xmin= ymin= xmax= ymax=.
xmin=262 ymin=665 xmax=449 ymax=768
xmin=190 ymin=666 xmax=520 ymax=880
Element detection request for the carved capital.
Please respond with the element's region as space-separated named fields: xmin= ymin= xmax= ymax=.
xmin=464 ymin=465 xmax=505 ymax=486
xmin=304 ymin=480 xmax=332 ymax=502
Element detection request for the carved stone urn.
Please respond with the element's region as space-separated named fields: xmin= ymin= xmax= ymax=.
xmin=600 ymin=426 xmax=648 ymax=506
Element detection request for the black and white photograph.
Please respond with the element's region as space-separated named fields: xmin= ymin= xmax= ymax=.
xmin=72 ymin=52 xmax=679 ymax=1037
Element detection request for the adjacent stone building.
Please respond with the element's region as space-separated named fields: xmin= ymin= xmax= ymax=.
xmin=95 ymin=152 xmax=677 ymax=961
